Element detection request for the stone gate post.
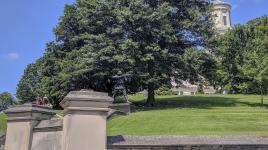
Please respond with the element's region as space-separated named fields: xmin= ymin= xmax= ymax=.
xmin=4 ymin=103 xmax=55 ymax=150
xmin=60 ymin=90 xmax=113 ymax=150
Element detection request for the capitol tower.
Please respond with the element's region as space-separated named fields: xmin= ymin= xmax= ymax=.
xmin=211 ymin=0 xmax=232 ymax=34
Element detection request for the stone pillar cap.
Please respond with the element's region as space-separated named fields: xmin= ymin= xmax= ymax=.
xmin=5 ymin=103 xmax=54 ymax=114
xmin=4 ymin=103 xmax=55 ymax=122
xmin=60 ymin=90 xmax=113 ymax=109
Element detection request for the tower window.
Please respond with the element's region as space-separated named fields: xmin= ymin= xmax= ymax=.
xmin=223 ymin=16 xmax=227 ymax=26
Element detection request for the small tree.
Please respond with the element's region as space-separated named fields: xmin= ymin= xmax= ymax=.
xmin=0 ymin=92 xmax=15 ymax=110
xmin=244 ymin=17 xmax=268 ymax=106
xmin=255 ymin=59 xmax=268 ymax=107
xmin=244 ymin=56 xmax=268 ymax=107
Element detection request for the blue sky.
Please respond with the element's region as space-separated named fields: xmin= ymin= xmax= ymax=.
xmin=0 ymin=0 xmax=268 ymax=96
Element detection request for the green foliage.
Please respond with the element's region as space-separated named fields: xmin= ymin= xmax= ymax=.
xmin=16 ymin=57 xmax=48 ymax=104
xmin=114 ymin=96 xmax=127 ymax=103
xmin=212 ymin=16 xmax=268 ymax=95
xmin=16 ymin=64 xmax=38 ymax=103
xmin=155 ymin=86 xmax=176 ymax=96
xmin=183 ymin=48 xmax=218 ymax=86
xmin=197 ymin=84 xmax=204 ymax=94
xmin=115 ymin=0 xmax=214 ymax=105
xmin=0 ymin=92 xmax=16 ymax=110
xmin=0 ymin=114 xmax=7 ymax=133
xmin=17 ymin=0 xmax=214 ymax=106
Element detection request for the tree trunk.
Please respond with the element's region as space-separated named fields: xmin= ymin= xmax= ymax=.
xmin=147 ymin=82 xmax=155 ymax=106
xmin=146 ymin=60 xmax=155 ymax=106
xmin=260 ymin=83 xmax=264 ymax=107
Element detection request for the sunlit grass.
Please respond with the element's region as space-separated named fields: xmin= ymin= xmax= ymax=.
xmin=0 ymin=114 xmax=6 ymax=133
xmin=0 ymin=94 xmax=268 ymax=136
xmin=108 ymin=94 xmax=268 ymax=136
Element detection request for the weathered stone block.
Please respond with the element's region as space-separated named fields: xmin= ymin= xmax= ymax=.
xmin=61 ymin=89 xmax=113 ymax=150
xmin=4 ymin=103 xmax=55 ymax=150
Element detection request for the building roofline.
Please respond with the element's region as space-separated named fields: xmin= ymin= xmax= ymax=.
xmin=212 ymin=0 xmax=231 ymax=8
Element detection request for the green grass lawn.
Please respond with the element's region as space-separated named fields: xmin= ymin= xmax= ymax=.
xmin=108 ymin=94 xmax=268 ymax=136
xmin=0 ymin=94 xmax=268 ymax=136
xmin=0 ymin=114 xmax=7 ymax=133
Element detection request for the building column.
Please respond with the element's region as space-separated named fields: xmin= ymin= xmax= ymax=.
xmin=60 ymin=90 xmax=113 ymax=150
xmin=4 ymin=103 xmax=55 ymax=150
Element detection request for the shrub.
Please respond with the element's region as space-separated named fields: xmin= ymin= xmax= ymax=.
xmin=197 ymin=84 xmax=204 ymax=94
xmin=155 ymin=86 xmax=176 ymax=96
xmin=113 ymin=96 xmax=127 ymax=103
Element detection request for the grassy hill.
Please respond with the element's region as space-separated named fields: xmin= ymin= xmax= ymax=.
xmin=108 ymin=94 xmax=268 ymax=136
xmin=0 ymin=94 xmax=268 ymax=136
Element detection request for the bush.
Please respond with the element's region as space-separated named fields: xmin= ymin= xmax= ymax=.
xmin=114 ymin=96 xmax=128 ymax=103
xmin=197 ymin=84 xmax=204 ymax=94
xmin=155 ymin=86 xmax=176 ymax=96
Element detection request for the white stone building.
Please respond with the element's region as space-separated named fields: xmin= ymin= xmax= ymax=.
xmin=211 ymin=0 xmax=232 ymax=34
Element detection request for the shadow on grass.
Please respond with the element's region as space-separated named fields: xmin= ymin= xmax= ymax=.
xmin=131 ymin=95 xmax=267 ymax=111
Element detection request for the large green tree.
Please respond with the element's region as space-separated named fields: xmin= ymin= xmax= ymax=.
xmin=213 ymin=16 xmax=268 ymax=104
xmin=112 ymin=0 xmax=213 ymax=105
xmin=242 ymin=16 xmax=268 ymax=105
xmin=211 ymin=24 xmax=248 ymax=93
xmin=17 ymin=0 xmax=214 ymax=106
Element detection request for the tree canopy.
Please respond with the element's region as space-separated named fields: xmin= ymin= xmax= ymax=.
xmin=212 ymin=16 xmax=268 ymax=99
xmin=17 ymin=0 xmax=214 ymax=106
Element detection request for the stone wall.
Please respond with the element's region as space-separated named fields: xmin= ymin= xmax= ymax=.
xmin=108 ymin=145 xmax=268 ymax=150
xmin=107 ymin=135 xmax=268 ymax=150
xmin=2 ymin=132 xmax=268 ymax=150
xmin=3 ymin=90 xmax=112 ymax=150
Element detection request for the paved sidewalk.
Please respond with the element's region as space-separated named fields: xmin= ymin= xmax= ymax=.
xmin=108 ymin=135 xmax=268 ymax=145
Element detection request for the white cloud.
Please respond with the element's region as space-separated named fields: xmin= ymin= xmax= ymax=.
xmin=7 ymin=52 xmax=20 ymax=61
